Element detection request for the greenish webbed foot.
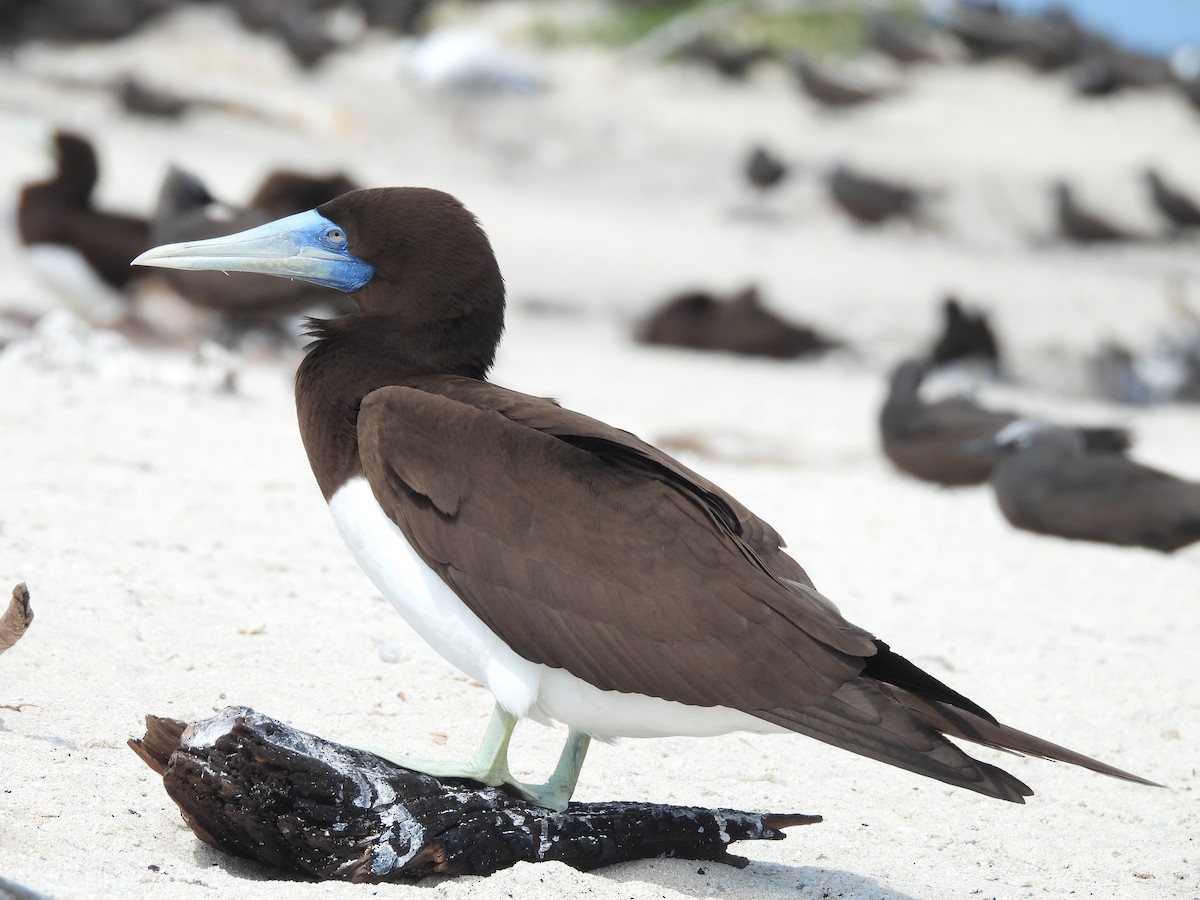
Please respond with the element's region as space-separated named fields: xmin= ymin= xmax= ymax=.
xmin=359 ymin=703 xmax=591 ymax=813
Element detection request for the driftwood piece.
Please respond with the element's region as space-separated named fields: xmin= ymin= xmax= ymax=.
xmin=0 ymin=584 xmax=33 ymax=655
xmin=130 ymin=707 xmax=819 ymax=882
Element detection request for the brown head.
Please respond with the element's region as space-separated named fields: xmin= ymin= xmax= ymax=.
xmin=134 ymin=186 xmax=507 ymax=375
xmin=49 ymin=130 xmax=99 ymax=205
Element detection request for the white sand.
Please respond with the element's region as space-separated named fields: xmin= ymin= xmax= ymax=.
xmin=1 ymin=6 xmax=1198 ymax=898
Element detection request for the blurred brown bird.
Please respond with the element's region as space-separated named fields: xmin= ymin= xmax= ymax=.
xmin=986 ymin=421 xmax=1200 ymax=552
xmin=881 ymin=359 xmax=1130 ymax=486
xmin=115 ymin=76 xmax=191 ymax=119
xmin=17 ymin=129 xmax=151 ymax=291
xmin=679 ymin=36 xmax=772 ymax=81
xmin=638 ymin=285 xmax=838 ymax=360
xmin=789 ymin=56 xmax=888 ymax=108
xmin=1144 ymin=168 xmax=1200 ymax=230
xmin=1053 ymin=181 xmax=1139 ymax=243
xmin=827 ymin=163 xmax=924 ymax=225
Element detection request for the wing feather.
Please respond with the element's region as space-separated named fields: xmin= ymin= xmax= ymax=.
xmin=357 ymin=382 xmax=874 ymax=713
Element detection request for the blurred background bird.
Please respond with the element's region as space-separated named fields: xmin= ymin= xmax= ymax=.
xmin=984 ymin=421 xmax=1200 ymax=552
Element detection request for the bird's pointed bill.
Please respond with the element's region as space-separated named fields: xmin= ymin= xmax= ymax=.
xmin=131 ymin=209 xmax=374 ymax=292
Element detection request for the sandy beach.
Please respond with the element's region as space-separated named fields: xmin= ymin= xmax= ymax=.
xmin=1 ymin=5 xmax=1198 ymax=897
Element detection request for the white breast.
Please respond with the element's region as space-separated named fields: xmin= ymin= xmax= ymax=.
xmin=328 ymin=477 xmax=783 ymax=740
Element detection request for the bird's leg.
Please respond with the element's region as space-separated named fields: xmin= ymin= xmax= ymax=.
xmin=474 ymin=718 xmax=591 ymax=813
xmin=463 ymin=702 xmax=521 ymax=785
xmin=517 ymin=727 xmax=591 ymax=812
xmin=360 ymin=702 xmax=517 ymax=784
xmin=361 ymin=703 xmax=591 ymax=812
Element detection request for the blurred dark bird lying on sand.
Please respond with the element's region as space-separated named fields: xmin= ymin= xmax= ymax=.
xmin=678 ymin=36 xmax=773 ymax=81
xmin=789 ymin=55 xmax=892 ymax=109
xmin=1053 ymin=181 xmax=1143 ymax=244
xmin=983 ymin=421 xmax=1200 ymax=553
xmin=1144 ymin=169 xmax=1200 ymax=231
xmin=638 ymin=285 xmax=838 ymax=360
xmin=826 ymin=163 xmax=927 ymax=226
xmin=115 ymin=76 xmax=192 ymax=119
xmin=880 ymin=358 xmax=1130 ymax=487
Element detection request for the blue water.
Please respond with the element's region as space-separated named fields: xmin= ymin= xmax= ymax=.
xmin=999 ymin=0 xmax=1200 ymax=56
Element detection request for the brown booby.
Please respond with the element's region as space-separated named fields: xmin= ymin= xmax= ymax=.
xmin=789 ymin=56 xmax=889 ymax=109
xmin=115 ymin=76 xmax=191 ymax=119
xmin=1053 ymin=181 xmax=1140 ymax=244
xmin=984 ymin=421 xmax=1200 ymax=552
xmin=826 ymin=163 xmax=925 ymax=226
xmin=678 ymin=37 xmax=773 ymax=81
xmin=638 ymin=285 xmax=837 ymax=360
xmin=18 ymin=130 xmax=152 ymax=293
xmin=881 ymin=359 xmax=1130 ymax=486
xmin=133 ymin=187 xmax=1153 ymax=811
xmin=1145 ymin=168 xmax=1200 ymax=231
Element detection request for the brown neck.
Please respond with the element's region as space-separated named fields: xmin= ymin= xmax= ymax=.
xmin=295 ymin=312 xmax=499 ymax=500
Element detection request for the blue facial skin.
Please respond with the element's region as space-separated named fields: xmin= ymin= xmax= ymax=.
xmin=132 ymin=209 xmax=375 ymax=293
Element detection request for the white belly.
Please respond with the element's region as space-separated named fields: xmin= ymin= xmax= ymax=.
xmin=328 ymin=477 xmax=783 ymax=739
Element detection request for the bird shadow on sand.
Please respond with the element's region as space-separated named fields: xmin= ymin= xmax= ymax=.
xmin=596 ymin=857 xmax=915 ymax=899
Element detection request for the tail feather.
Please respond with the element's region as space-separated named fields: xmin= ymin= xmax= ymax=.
xmin=880 ymin=682 xmax=1159 ymax=787
xmin=753 ymin=672 xmax=1157 ymax=802
xmin=758 ymin=681 xmax=1035 ymax=803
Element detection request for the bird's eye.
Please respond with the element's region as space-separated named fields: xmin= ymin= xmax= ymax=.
xmin=322 ymin=227 xmax=346 ymax=249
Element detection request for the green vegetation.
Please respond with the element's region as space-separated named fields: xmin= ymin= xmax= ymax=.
xmin=530 ymin=1 xmax=927 ymax=58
